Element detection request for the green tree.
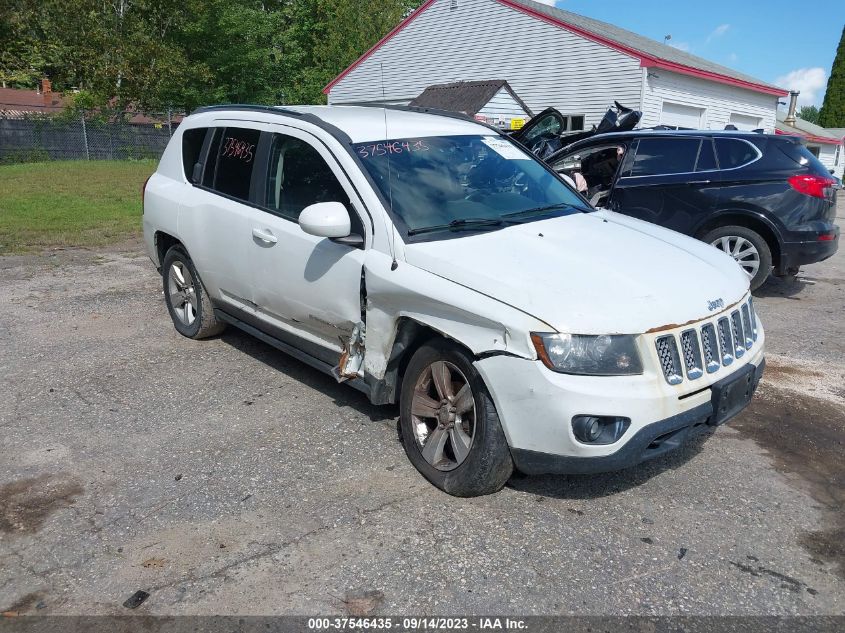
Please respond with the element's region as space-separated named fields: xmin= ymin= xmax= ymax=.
xmin=819 ymin=25 xmax=845 ymax=127
xmin=0 ymin=0 xmax=425 ymax=111
xmin=798 ymin=105 xmax=820 ymax=124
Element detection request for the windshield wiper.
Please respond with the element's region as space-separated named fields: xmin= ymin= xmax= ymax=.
xmin=408 ymin=217 xmax=504 ymax=236
xmin=502 ymin=202 xmax=591 ymax=220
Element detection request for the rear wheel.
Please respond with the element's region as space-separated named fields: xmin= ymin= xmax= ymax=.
xmin=704 ymin=225 xmax=772 ymax=291
xmin=399 ymin=340 xmax=513 ymax=497
xmin=162 ymin=246 xmax=225 ymax=339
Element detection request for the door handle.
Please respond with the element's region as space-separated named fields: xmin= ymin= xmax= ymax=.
xmin=252 ymin=228 xmax=277 ymax=244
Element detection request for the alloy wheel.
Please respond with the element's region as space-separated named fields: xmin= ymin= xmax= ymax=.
xmin=168 ymin=261 xmax=198 ymax=326
xmin=712 ymin=235 xmax=760 ymax=279
xmin=411 ymin=360 xmax=476 ymax=471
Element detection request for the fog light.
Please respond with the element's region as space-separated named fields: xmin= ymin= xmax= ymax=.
xmin=572 ymin=415 xmax=631 ymax=445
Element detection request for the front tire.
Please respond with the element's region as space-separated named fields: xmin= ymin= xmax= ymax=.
xmin=704 ymin=225 xmax=773 ymax=291
xmin=162 ymin=246 xmax=225 ymax=339
xmin=399 ymin=340 xmax=513 ymax=497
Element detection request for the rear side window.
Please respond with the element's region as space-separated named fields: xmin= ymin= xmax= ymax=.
xmin=776 ymin=140 xmax=830 ymax=175
xmin=182 ymin=128 xmax=208 ymax=183
xmin=208 ymin=127 xmax=260 ymax=201
xmin=715 ymin=138 xmax=759 ymax=169
xmin=630 ymin=138 xmax=700 ymax=176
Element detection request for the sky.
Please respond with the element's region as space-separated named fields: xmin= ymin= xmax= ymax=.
xmin=533 ymin=0 xmax=844 ymax=108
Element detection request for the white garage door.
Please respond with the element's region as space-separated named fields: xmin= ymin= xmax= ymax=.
xmin=660 ymin=102 xmax=704 ymax=129
xmin=729 ymin=113 xmax=763 ymax=131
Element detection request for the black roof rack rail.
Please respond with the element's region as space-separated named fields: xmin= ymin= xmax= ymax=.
xmin=190 ymin=104 xmax=305 ymax=117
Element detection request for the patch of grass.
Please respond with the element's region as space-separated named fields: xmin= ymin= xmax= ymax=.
xmin=0 ymin=160 xmax=157 ymax=253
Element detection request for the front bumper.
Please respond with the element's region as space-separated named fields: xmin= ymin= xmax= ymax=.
xmin=510 ymin=359 xmax=764 ymax=475
xmin=474 ymin=312 xmax=765 ymax=475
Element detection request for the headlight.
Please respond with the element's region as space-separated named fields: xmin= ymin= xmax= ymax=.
xmin=531 ymin=333 xmax=643 ymax=376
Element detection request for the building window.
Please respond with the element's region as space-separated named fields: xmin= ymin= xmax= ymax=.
xmin=807 ymin=145 xmax=821 ymax=158
xmin=835 ymin=145 xmax=841 ymax=167
xmin=450 ymin=0 xmax=458 ymax=10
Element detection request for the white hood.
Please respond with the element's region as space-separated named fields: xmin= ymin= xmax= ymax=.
xmin=403 ymin=210 xmax=749 ymax=334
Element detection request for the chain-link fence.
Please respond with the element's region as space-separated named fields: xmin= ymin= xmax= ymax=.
xmin=0 ymin=106 xmax=183 ymax=163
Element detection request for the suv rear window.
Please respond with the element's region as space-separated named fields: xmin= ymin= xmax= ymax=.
xmin=714 ymin=138 xmax=759 ymax=169
xmin=182 ymin=128 xmax=208 ymax=183
xmin=208 ymin=127 xmax=260 ymax=201
xmin=776 ymin=140 xmax=830 ymax=175
xmin=631 ymin=138 xmax=699 ymax=176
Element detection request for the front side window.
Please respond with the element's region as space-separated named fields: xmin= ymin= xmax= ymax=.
xmin=266 ymin=134 xmax=350 ymax=222
xmin=352 ymin=135 xmax=586 ymax=236
xmin=630 ymin=138 xmax=700 ymax=176
xmin=209 ymin=127 xmax=260 ymax=200
xmin=714 ymin=138 xmax=759 ymax=169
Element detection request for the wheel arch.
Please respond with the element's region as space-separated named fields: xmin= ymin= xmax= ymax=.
xmin=154 ymin=231 xmax=184 ymax=269
xmin=694 ymin=211 xmax=783 ymax=269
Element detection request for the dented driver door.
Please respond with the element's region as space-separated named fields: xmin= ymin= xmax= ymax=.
xmin=245 ymin=127 xmax=367 ymax=359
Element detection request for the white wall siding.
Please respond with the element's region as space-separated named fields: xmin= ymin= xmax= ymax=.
xmin=328 ymin=0 xmax=642 ymax=128
xmin=641 ymin=69 xmax=778 ymax=132
xmin=813 ymin=143 xmax=844 ymax=180
xmin=477 ymin=88 xmax=531 ymax=124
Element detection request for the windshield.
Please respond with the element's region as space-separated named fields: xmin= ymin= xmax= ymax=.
xmin=352 ymin=135 xmax=588 ymax=236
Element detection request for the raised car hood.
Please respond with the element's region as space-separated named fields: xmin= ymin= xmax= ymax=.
xmin=403 ymin=210 xmax=749 ymax=335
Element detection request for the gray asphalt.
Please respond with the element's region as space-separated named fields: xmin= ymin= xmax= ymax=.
xmin=1 ymin=201 xmax=843 ymax=616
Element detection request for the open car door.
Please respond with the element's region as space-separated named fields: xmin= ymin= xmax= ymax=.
xmin=514 ymin=102 xmax=642 ymax=162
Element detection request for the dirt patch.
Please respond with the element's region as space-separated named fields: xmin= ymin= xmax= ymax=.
xmin=341 ymin=589 xmax=385 ymax=616
xmin=733 ymin=384 xmax=845 ymax=578
xmin=0 ymin=474 xmax=83 ymax=534
xmin=764 ymin=361 xmax=823 ymax=380
xmin=1 ymin=592 xmax=42 ymax=615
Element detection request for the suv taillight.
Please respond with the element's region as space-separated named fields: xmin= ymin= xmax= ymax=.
xmin=141 ymin=174 xmax=152 ymax=207
xmin=788 ymin=174 xmax=835 ymax=198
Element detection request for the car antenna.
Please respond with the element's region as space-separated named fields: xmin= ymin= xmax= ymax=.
xmin=380 ymin=62 xmax=399 ymax=271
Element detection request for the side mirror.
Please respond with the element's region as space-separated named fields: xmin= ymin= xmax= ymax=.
xmin=299 ymin=202 xmax=351 ymax=238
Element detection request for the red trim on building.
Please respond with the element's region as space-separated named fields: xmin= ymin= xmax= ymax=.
xmin=775 ymin=128 xmax=842 ymax=145
xmin=323 ymin=0 xmax=438 ymax=95
xmin=323 ymin=0 xmax=787 ymax=98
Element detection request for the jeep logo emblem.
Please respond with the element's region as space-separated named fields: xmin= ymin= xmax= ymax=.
xmin=707 ymin=298 xmax=725 ymax=312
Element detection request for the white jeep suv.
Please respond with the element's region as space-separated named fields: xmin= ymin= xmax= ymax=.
xmin=143 ymin=105 xmax=765 ymax=496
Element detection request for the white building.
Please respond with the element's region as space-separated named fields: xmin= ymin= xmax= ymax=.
xmin=775 ymin=112 xmax=844 ymax=180
xmin=325 ymin=0 xmax=787 ymax=134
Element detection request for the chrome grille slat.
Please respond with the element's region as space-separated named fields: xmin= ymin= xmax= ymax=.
xmin=741 ymin=304 xmax=753 ymax=349
xmin=748 ymin=298 xmax=758 ymax=341
xmin=731 ymin=310 xmax=745 ymax=358
xmin=700 ymin=323 xmax=721 ymax=374
xmin=717 ymin=317 xmax=734 ymax=366
xmin=680 ymin=329 xmax=703 ymax=380
xmin=655 ymin=335 xmax=683 ymax=385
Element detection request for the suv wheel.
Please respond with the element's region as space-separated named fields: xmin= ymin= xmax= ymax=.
xmin=704 ymin=226 xmax=772 ymax=291
xmin=399 ymin=340 xmax=513 ymax=497
xmin=162 ymin=246 xmax=225 ymax=339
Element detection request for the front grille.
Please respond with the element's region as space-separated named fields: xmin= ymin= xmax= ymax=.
xmin=655 ymin=298 xmax=758 ymax=385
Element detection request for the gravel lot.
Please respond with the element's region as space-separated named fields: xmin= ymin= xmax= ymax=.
xmin=1 ymin=202 xmax=844 ymax=616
